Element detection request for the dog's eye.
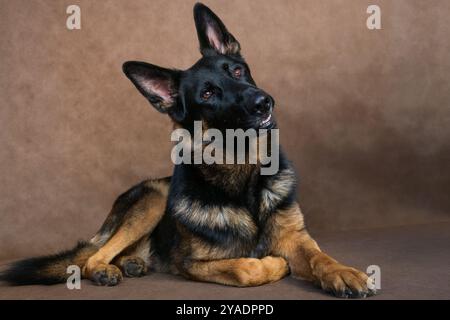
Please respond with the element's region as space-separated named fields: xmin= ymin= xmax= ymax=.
xmin=201 ymin=89 xmax=214 ymax=100
xmin=233 ymin=67 xmax=242 ymax=78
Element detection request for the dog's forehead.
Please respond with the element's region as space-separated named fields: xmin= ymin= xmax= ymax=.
xmin=190 ymin=55 xmax=243 ymax=73
xmin=180 ymin=55 xmax=245 ymax=88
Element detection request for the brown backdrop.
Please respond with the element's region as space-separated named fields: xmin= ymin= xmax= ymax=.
xmin=1 ymin=0 xmax=449 ymax=261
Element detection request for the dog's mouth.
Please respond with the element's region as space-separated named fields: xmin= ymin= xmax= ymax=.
xmin=259 ymin=113 xmax=274 ymax=129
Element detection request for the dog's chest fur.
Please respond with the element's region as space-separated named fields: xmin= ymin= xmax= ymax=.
xmin=166 ymin=157 xmax=297 ymax=260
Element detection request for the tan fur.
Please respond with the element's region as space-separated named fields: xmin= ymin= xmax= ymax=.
xmin=198 ymin=163 xmax=257 ymax=195
xmin=125 ymin=235 xmax=153 ymax=265
xmin=90 ymin=232 xmax=111 ymax=247
xmin=270 ymin=203 xmax=371 ymax=293
xmin=83 ymin=191 xmax=166 ymax=279
xmin=181 ymin=256 xmax=289 ymax=287
xmin=173 ymin=198 xmax=256 ymax=237
xmin=260 ymin=168 xmax=296 ymax=213
xmin=43 ymin=244 xmax=98 ymax=279
xmin=144 ymin=179 xmax=170 ymax=197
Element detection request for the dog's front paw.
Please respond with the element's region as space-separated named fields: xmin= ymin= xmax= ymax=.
xmin=89 ymin=264 xmax=123 ymax=286
xmin=318 ymin=264 xmax=376 ymax=298
xmin=116 ymin=256 xmax=147 ymax=278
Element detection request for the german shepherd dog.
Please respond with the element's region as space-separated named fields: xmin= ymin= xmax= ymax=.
xmin=1 ymin=3 xmax=376 ymax=298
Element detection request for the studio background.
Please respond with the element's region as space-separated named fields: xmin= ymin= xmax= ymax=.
xmin=1 ymin=0 xmax=449 ymax=264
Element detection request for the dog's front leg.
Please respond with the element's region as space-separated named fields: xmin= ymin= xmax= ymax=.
xmin=271 ymin=203 xmax=376 ymax=298
xmin=180 ymin=256 xmax=289 ymax=287
xmin=83 ymin=189 xmax=167 ymax=286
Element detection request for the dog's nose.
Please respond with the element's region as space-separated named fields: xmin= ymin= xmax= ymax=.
xmin=253 ymin=93 xmax=273 ymax=114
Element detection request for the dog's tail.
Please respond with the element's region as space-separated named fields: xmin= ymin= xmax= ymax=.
xmin=0 ymin=241 xmax=98 ymax=285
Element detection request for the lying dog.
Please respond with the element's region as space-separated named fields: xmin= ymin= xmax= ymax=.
xmin=1 ymin=3 xmax=376 ymax=298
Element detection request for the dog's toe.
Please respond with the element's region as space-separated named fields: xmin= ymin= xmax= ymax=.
xmin=320 ymin=265 xmax=377 ymax=299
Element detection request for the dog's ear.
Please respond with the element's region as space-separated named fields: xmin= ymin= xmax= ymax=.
xmin=123 ymin=61 xmax=181 ymax=114
xmin=193 ymin=3 xmax=241 ymax=56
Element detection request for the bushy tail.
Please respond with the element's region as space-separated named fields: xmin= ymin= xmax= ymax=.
xmin=0 ymin=241 xmax=97 ymax=285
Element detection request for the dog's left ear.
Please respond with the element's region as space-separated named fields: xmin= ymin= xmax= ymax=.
xmin=194 ymin=3 xmax=241 ymax=56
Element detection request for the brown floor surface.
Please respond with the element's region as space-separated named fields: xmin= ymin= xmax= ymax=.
xmin=1 ymin=223 xmax=449 ymax=300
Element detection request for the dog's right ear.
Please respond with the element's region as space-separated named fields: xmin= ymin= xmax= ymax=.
xmin=123 ymin=61 xmax=180 ymax=114
xmin=193 ymin=3 xmax=241 ymax=56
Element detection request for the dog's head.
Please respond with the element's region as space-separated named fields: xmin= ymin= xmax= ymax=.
xmin=123 ymin=3 xmax=275 ymax=132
